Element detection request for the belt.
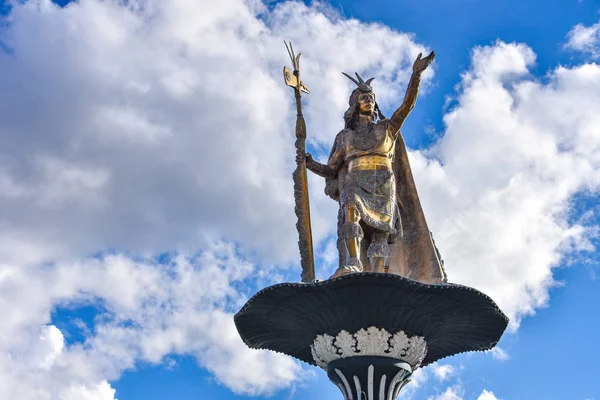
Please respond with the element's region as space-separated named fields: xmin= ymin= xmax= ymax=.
xmin=347 ymin=155 xmax=392 ymax=171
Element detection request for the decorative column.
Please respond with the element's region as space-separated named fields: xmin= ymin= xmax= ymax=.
xmin=328 ymin=357 xmax=412 ymax=400
xmin=312 ymin=328 xmax=426 ymax=400
xmin=234 ymin=273 xmax=508 ymax=399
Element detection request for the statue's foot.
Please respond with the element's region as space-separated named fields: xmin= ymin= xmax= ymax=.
xmin=330 ymin=265 xmax=361 ymax=278
xmin=330 ymin=258 xmax=362 ymax=278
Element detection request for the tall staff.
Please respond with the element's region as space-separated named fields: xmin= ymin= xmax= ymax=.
xmin=283 ymin=41 xmax=314 ymax=282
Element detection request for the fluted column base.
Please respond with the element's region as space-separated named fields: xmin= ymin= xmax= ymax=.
xmin=328 ymin=357 xmax=412 ymax=400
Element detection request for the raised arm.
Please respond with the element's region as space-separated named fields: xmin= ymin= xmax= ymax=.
xmin=389 ymin=51 xmax=435 ymax=136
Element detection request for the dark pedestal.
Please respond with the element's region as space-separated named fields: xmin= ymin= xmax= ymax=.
xmin=234 ymin=273 xmax=508 ymax=399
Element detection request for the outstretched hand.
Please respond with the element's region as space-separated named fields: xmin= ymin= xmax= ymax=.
xmin=413 ymin=51 xmax=435 ymax=74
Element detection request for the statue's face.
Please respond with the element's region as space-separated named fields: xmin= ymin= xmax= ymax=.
xmin=357 ymin=92 xmax=375 ymax=115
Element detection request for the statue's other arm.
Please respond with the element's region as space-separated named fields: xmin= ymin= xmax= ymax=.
xmin=389 ymin=51 xmax=435 ymax=138
xmin=305 ymin=135 xmax=344 ymax=179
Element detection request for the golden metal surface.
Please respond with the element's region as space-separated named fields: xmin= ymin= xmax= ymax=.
xmin=360 ymin=206 xmax=392 ymax=226
xmin=283 ymin=66 xmax=310 ymax=94
xmin=347 ymin=155 xmax=392 ymax=171
xmin=345 ymin=204 xmax=360 ymax=260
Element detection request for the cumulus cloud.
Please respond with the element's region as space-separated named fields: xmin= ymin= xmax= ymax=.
xmin=0 ymin=244 xmax=308 ymax=399
xmin=431 ymin=364 xmax=456 ymax=382
xmin=426 ymin=385 xmax=498 ymax=400
xmin=0 ymin=0 xmax=428 ymax=269
xmin=3 ymin=0 xmax=600 ymax=398
xmin=0 ymin=0 xmax=429 ymax=397
xmin=59 ymin=381 xmax=118 ymax=400
xmin=566 ymin=20 xmax=600 ymax=58
xmin=413 ymin=41 xmax=600 ymax=327
xmin=428 ymin=385 xmax=464 ymax=400
xmin=487 ymin=346 xmax=510 ymax=361
xmin=0 ymin=321 xmax=118 ymax=400
xmin=477 ymin=389 xmax=499 ymax=400
xmin=399 ymin=368 xmax=429 ymax=400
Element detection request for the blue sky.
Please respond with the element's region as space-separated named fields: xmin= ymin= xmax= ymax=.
xmin=1 ymin=0 xmax=599 ymax=399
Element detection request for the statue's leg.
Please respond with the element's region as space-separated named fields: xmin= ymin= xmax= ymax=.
xmin=367 ymin=231 xmax=391 ymax=273
xmin=344 ymin=204 xmax=362 ymax=263
xmin=331 ymin=204 xmax=363 ymax=278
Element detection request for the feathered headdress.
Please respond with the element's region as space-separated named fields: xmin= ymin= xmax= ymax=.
xmin=342 ymin=71 xmax=385 ymax=121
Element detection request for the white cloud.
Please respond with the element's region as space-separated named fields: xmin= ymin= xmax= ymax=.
xmin=477 ymin=389 xmax=499 ymax=400
xmin=487 ymin=346 xmax=510 ymax=361
xmin=429 ymin=384 xmax=464 ymax=400
xmin=0 ymin=0 xmax=428 ymax=269
xmin=0 ymin=0 xmax=429 ymax=397
xmin=566 ymin=21 xmax=600 ymax=58
xmin=59 ymin=382 xmax=118 ymax=400
xmin=3 ymin=0 xmax=600 ymax=398
xmin=0 ymin=244 xmax=309 ymax=399
xmin=431 ymin=364 xmax=456 ymax=382
xmin=399 ymin=368 xmax=429 ymax=400
xmin=412 ymin=41 xmax=600 ymax=327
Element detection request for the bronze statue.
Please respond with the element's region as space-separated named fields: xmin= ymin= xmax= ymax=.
xmin=302 ymin=52 xmax=447 ymax=284
xmin=236 ymin=47 xmax=508 ymax=398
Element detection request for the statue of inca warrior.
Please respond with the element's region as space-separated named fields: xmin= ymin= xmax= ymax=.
xmin=304 ymin=52 xmax=447 ymax=284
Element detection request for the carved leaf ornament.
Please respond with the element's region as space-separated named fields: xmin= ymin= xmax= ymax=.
xmin=310 ymin=327 xmax=427 ymax=370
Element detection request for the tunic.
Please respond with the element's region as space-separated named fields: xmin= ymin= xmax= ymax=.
xmin=327 ymin=120 xmax=399 ymax=233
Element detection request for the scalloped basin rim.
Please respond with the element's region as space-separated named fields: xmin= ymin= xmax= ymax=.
xmin=234 ymin=273 xmax=509 ymax=367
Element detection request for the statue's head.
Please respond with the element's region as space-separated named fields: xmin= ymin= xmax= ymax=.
xmin=342 ymin=72 xmax=385 ymax=129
